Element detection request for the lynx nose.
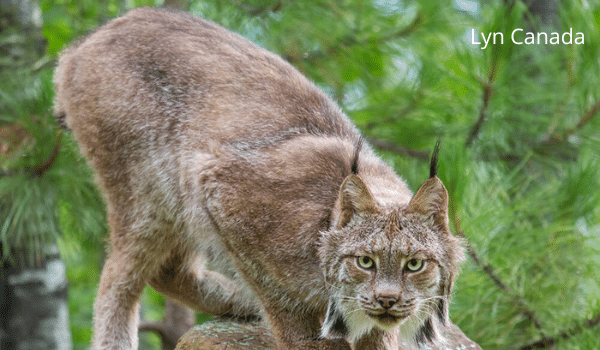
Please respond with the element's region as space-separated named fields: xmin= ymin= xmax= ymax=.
xmin=376 ymin=296 xmax=398 ymax=309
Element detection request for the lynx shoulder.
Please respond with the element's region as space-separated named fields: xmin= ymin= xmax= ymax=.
xmin=54 ymin=7 xmax=468 ymax=350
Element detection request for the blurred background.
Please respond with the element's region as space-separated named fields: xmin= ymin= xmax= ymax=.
xmin=1 ymin=0 xmax=599 ymax=349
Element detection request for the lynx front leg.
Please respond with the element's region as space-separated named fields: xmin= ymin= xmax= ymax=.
xmin=352 ymin=327 xmax=398 ymax=350
xmin=149 ymin=252 xmax=259 ymax=318
xmin=262 ymin=306 xmax=351 ymax=350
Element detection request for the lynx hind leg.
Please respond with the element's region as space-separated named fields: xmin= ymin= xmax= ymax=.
xmin=148 ymin=251 xmax=260 ymax=318
xmin=92 ymin=208 xmax=184 ymax=350
xmin=93 ymin=250 xmax=155 ymax=350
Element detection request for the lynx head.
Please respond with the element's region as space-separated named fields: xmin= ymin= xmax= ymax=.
xmin=319 ymin=143 xmax=465 ymax=345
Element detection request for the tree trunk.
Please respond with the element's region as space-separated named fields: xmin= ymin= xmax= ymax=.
xmin=0 ymin=0 xmax=45 ymax=68
xmin=0 ymin=245 xmax=72 ymax=350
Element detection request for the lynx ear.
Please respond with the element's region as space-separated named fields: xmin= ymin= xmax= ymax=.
xmin=333 ymin=175 xmax=378 ymax=229
xmin=407 ymin=176 xmax=450 ymax=232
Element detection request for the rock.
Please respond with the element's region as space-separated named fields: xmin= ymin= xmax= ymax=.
xmin=175 ymin=318 xmax=481 ymax=350
xmin=175 ymin=318 xmax=274 ymax=350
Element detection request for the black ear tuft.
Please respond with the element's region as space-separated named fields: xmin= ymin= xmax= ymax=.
xmin=351 ymin=136 xmax=364 ymax=175
xmin=429 ymin=139 xmax=441 ymax=178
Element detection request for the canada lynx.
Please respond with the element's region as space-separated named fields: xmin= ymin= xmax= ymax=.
xmin=54 ymin=7 xmax=468 ymax=350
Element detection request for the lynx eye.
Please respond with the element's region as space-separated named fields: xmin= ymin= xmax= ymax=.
xmin=356 ymin=256 xmax=375 ymax=270
xmin=406 ymin=259 xmax=424 ymax=272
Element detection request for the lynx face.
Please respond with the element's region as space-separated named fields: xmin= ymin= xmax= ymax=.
xmin=319 ymin=174 xmax=464 ymax=344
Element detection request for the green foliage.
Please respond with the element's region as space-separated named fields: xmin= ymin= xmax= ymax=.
xmin=58 ymin=239 xmax=100 ymax=347
xmin=40 ymin=0 xmax=168 ymax=53
xmin=451 ymin=151 xmax=600 ymax=348
xmin=2 ymin=0 xmax=599 ymax=349
xmin=0 ymin=70 xmax=106 ymax=264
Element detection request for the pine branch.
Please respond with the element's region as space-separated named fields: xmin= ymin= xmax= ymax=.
xmin=377 ymin=11 xmax=423 ymax=43
xmin=286 ymin=11 xmax=422 ymax=66
xmin=519 ymin=312 xmax=600 ymax=350
xmin=0 ymin=132 xmax=62 ymax=178
xmin=545 ymin=53 xmax=576 ymax=138
xmin=449 ymin=205 xmax=546 ymax=333
xmin=546 ymin=100 xmax=600 ymax=144
xmin=361 ymin=95 xmax=421 ymax=132
xmin=478 ymin=100 xmax=598 ymax=163
xmin=32 ymin=132 xmax=61 ymax=177
xmin=465 ymin=62 xmax=497 ymax=147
